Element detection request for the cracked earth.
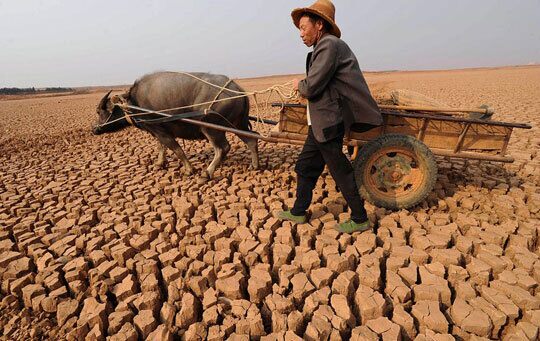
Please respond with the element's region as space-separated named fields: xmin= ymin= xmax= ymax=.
xmin=0 ymin=66 xmax=539 ymax=340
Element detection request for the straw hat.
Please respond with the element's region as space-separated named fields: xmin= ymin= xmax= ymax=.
xmin=291 ymin=0 xmax=341 ymax=38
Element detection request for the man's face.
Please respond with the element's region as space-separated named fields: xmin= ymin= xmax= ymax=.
xmin=299 ymin=16 xmax=323 ymax=47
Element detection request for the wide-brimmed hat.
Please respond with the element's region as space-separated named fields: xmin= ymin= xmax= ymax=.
xmin=291 ymin=0 xmax=341 ymax=38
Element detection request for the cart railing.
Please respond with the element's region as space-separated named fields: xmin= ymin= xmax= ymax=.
xmin=270 ymin=103 xmax=532 ymax=163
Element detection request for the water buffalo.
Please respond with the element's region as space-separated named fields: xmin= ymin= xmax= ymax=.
xmin=92 ymin=71 xmax=259 ymax=178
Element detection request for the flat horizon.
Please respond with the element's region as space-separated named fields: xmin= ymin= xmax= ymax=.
xmin=2 ymin=63 xmax=538 ymax=90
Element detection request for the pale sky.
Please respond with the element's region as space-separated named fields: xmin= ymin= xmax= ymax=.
xmin=1 ymin=0 xmax=539 ymax=88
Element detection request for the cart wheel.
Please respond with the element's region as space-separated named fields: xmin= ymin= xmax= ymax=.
xmin=353 ymin=134 xmax=437 ymax=210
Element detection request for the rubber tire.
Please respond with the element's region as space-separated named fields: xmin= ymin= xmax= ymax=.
xmin=353 ymin=134 xmax=438 ymax=210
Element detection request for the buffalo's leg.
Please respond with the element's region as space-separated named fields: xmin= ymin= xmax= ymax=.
xmin=201 ymin=128 xmax=228 ymax=179
xmin=156 ymin=144 xmax=167 ymax=168
xmin=222 ymin=139 xmax=231 ymax=161
xmin=155 ymin=135 xmax=193 ymax=175
xmin=239 ymin=136 xmax=259 ymax=170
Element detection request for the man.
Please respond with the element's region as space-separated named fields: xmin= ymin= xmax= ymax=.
xmin=276 ymin=0 xmax=383 ymax=233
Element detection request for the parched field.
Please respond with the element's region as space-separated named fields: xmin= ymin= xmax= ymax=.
xmin=0 ymin=66 xmax=539 ymax=340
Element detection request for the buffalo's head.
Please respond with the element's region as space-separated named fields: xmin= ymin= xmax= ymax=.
xmin=92 ymin=90 xmax=130 ymax=135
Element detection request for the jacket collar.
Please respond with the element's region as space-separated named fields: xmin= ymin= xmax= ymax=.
xmin=307 ymin=33 xmax=330 ymax=73
xmin=313 ymin=32 xmax=330 ymax=49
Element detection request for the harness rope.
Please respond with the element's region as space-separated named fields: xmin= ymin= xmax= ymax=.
xmin=100 ymin=71 xmax=299 ymax=138
xmin=207 ymin=79 xmax=233 ymax=111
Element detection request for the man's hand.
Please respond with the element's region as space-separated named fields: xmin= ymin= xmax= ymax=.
xmin=292 ymin=78 xmax=306 ymax=99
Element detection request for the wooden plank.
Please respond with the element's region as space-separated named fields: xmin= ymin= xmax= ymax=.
xmin=417 ymin=118 xmax=429 ymax=141
xmin=500 ymin=127 xmax=513 ymax=155
xmin=381 ymin=110 xmax=531 ymax=129
xmin=280 ymin=106 xmax=308 ymax=135
xmin=428 ymin=120 xmax=505 ymax=149
xmin=379 ymin=104 xmax=491 ymax=115
xmin=278 ymin=109 xmax=284 ymax=133
xmin=270 ymin=131 xmax=306 ymax=142
xmin=349 ymin=118 xmax=508 ymax=151
xmin=344 ymin=139 xmax=514 ymax=162
xmin=429 ymin=148 xmax=514 ymax=163
xmin=272 ymin=138 xmax=305 ymax=146
xmin=454 ymin=122 xmax=472 ymax=153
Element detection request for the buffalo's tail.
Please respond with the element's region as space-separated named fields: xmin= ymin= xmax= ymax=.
xmin=244 ymin=95 xmax=253 ymax=131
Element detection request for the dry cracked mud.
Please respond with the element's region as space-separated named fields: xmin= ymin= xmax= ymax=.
xmin=0 ymin=66 xmax=539 ymax=340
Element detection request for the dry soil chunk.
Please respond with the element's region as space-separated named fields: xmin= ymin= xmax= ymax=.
xmin=57 ymin=299 xmax=79 ymax=326
xmin=411 ymin=300 xmax=449 ymax=334
xmin=330 ymin=294 xmax=355 ymax=327
xmin=133 ymin=310 xmax=158 ymax=339
xmin=248 ymin=268 xmax=272 ymax=303
xmin=176 ymin=292 xmax=201 ymax=329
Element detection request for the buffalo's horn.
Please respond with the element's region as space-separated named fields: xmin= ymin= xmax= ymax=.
xmin=99 ymin=90 xmax=113 ymax=109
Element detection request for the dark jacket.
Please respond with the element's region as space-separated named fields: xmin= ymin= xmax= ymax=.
xmin=298 ymin=33 xmax=383 ymax=142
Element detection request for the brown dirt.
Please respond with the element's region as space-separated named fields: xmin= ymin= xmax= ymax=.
xmin=0 ymin=66 xmax=539 ymax=340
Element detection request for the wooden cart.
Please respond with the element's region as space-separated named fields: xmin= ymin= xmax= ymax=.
xmin=126 ymin=101 xmax=531 ymax=210
xmin=268 ymin=103 xmax=532 ymax=210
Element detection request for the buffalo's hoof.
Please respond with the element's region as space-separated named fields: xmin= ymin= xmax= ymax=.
xmin=156 ymin=161 xmax=167 ymax=169
xmin=202 ymin=170 xmax=213 ymax=179
xmin=197 ymin=171 xmax=211 ymax=184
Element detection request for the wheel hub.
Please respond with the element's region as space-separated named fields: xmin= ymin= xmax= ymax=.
xmin=374 ymin=155 xmax=412 ymax=190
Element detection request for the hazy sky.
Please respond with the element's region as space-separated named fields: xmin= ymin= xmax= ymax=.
xmin=1 ymin=0 xmax=539 ymax=87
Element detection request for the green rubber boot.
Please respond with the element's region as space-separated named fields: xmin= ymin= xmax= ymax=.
xmin=338 ymin=219 xmax=371 ymax=233
xmin=276 ymin=210 xmax=307 ymax=224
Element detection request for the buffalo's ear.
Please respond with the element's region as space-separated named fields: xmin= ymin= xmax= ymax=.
xmin=110 ymin=95 xmax=123 ymax=105
xmin=99 ymin=90 xmax=113 ymax=110
xmin=108 ymin=93 xmax=128 ymax=112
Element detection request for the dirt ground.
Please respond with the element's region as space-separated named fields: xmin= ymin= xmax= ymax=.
xmin=0 ymin=66 xmax=539 ymax=340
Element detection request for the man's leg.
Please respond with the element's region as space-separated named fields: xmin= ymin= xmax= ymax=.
xmin=290 ymin=127 xmax=325 ymax=216
xmin=318 ymin=134 xmax=368 ymax=223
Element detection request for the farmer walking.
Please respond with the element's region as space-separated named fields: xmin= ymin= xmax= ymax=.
xmin=277 ymin=0 xmax=383 ymax=233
